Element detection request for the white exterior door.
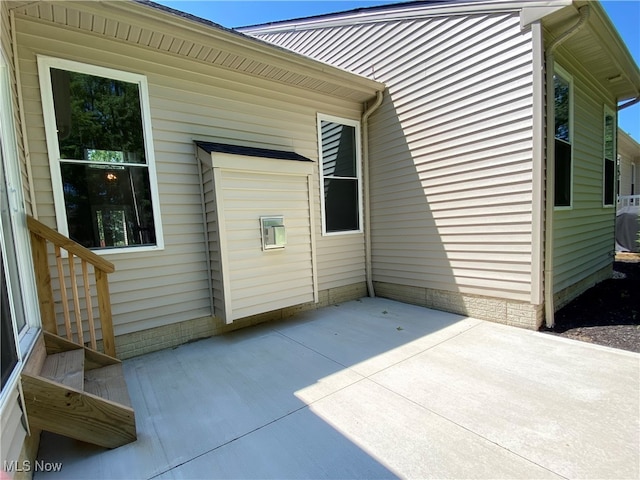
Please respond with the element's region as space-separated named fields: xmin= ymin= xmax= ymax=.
xmin=0 ymin=50 xmax=39 ymax=410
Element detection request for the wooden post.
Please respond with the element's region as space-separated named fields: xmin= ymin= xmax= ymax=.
xmin=82 ymin=260 xmax=97 ymax=350
xmin=68 ymin=253 xmax=84 ymax=345
xmin=27 ymin=216 xmax=116 ymax=358
xmin=29 ymin=232 xmax=57 ymax=335
xmin=55 ymin=246 xmax=72 ymax=340
xmin=95 ymin=269 xmax=116 ymax=357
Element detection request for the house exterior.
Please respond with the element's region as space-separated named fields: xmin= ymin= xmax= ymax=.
xmin=0 ymin=0 xmax=383 ymax=471
xmin=618 ymin=129 xmax=639 ymax=198
xmin=242 ymin=0 xmax=640 ymax=327
xmin=2 ymin=0 xmax=639 ymax=473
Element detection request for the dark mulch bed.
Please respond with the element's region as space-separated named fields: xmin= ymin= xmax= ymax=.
xmin=543 ymin=256 xmax=640 ymax=353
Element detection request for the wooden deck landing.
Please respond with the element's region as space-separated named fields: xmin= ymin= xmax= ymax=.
xmin=21 ymin=332 xmax=136 ymax=449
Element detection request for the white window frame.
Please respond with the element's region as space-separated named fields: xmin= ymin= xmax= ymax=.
xmin=317 ymin=113 xmax=363 ymax=236
xmin=602 ymin=105 xmax=616 ymax=207
xmin=37 ymin=56 xmax=164 ymax=254
xmin=553 ymin=65 xmax=573 ymax=210
xmin=0 ymin=51 xmax=40 ymax=408
xmin=632 ymin=163 xmax=637 ymax=196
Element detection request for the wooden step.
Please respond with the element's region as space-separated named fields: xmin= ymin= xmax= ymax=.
xmin=84 ymin=364 xmax=132 ymax=408
xmin=43 ymin=331 xmax=120 ymax=371
xmin=39 ymin=349 xmax=84 ymax=391
xmin=21 ymin=373 xmax=136 ymax=449
xmin=21 ymin=331 xmax=137 ymax=449
xmin=23 ymin=334 xmax=47 ymax=376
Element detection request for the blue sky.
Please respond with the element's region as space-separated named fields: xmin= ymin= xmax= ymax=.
xmin=157 ymin=0 xmax=640 ymax=142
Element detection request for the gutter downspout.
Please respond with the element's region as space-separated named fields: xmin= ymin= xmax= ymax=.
xmin=544 ymin=5 xmax=590 ymax=328
xmin=362 ymin=90 xmax=384 ymax=297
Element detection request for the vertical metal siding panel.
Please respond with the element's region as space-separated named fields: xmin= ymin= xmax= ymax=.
xmin=15 ymin=13 xmax=364 ymax=334
xmin=255 ymin=13 xmax=535 ymax=301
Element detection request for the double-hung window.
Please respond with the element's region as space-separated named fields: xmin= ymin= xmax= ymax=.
xmin=38 ymin=57 xmax=162 ymax=252
xmin=603 ymin=107 xmax=616 ymax=206
xmin=553 ymin=66 xmax=572 ymax=208
xmin=318 ymin=114 xmax=362 ymax=234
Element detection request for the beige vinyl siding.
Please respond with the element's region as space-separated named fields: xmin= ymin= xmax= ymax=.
xmin=0 ymin=389 xmax=27 ymax=466
xmin=617 ymin=156 xmax=634 ymax=197
xmin=15 ymin=13 xmax=364 ymax=335
xmin=1 ymin=3 xmax=31 ymax=217
xmin=212 ymin=167 xmax=315 ymax=321
xmin=552 ymin=50 xmax=617 ymax=293
xmin=255 ymin=12 xmax=535 ymax=302
xmin=201 ymin=164 xmax=225 ymax=320
xmin=1 ymin=5 xmax=28 ymax=468
xmin=0 ymin=2 xmax=9 ymax=64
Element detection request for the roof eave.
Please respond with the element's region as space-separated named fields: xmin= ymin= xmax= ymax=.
xmin=11 ymin=0 xmax=383 ymax=102
xmin=618 ymin=129 xmax=640 ymax=157
xmin=239 ymin=0 xmax=571 ymax=34
xmin=240 ymin=0 xmax=639 ymax=103
xmin=542 ymin=1 xmax=640 ymax=102
xmin=584 ymin=1 xmax=640 ymax=102
xmin=123 ymin=0 xmax=385 ymax=97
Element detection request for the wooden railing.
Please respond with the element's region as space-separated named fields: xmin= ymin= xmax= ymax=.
xmin=27 ymin=216 xmax=117 ymax=357
xmin=618 ymin=195 xmax=640 ymax=207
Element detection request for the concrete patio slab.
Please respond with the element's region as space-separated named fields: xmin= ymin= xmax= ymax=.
xmin=34 ymin=297 xmax=640 ymax=479
xmin=371 ymin=321 xmax=640 ymax=479
xmin=274 ymin=298 xmax=482 ymax=378
xmin=160 ymin=379 xmax=560 ymax=479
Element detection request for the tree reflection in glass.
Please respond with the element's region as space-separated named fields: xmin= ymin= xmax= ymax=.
xmin=51 ymin=68 xmax=155 ymax=249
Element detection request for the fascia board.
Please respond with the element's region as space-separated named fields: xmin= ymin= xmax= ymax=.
xmin=209 ymin=152 xmax=314 ymax=176
xmin=520 ymin=5 xmax=569 ymax=29
xmin=240 ymin=1 xmax=572 ymax=34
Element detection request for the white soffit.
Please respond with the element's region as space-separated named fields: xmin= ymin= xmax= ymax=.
xmin=542 ymin=1 xmax=640 ymax=102
xmin=9 ymin=0 xmax=383 ymax=103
